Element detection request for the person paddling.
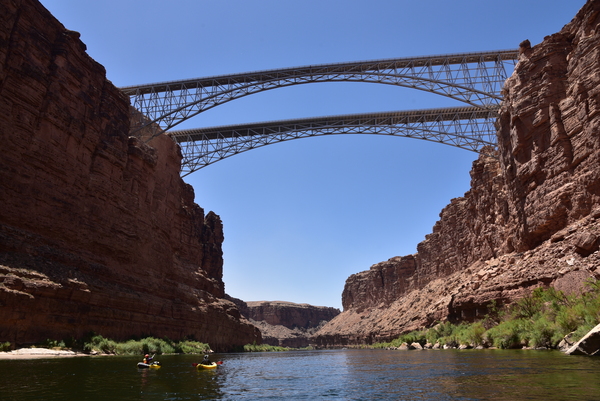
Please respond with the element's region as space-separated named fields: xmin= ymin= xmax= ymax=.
xmin=143 ymin=354 xmax=153 ymax=364
xmin=192 ymin=354 xmax=222 ymax=368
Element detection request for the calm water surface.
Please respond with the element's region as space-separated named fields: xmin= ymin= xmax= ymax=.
xmin=0 ymin=349 xmax=599 ymax=400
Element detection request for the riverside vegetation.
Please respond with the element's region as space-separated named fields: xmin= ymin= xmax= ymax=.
xmin=2 ymin=335 xmax=294 ymax=355
xmin=372 ymin=280 xmax=600 ymax=350
xmin=35 ymin=335 xmax=213 ymax=356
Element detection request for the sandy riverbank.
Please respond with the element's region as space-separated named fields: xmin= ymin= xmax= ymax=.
xmin=0 ymin=348 xmax=89 ymax=359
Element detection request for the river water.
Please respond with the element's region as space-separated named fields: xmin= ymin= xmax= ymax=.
xmin=0 ymin=349 xmax=599 ymax=400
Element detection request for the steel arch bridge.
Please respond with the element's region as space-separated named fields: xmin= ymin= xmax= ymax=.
xmin=119 ymin=49 xmax=518 ymax=174
xmin=169 ymin=106 xmax=499 ymax=176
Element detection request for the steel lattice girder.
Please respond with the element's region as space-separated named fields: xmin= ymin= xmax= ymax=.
xmin=120 ymin=50 xmax=518 ymax=138
xmin=169 ymin=106 xmax=499 ymax=176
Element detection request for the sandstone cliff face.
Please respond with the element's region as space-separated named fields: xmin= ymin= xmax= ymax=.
xmin=245 ymin=301 xmax=340 ymax=329
xmin=314 ymin=0 xmax=600 ymax=346
xmin=0 ymin=0 xmax=260 ymax=350
xmin=226 ymin=297 xmax=340 ymax=347
xmin=245 ymin=301 xmax=340 ymax=347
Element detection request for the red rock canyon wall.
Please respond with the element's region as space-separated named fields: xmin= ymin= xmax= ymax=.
xmin=245 ymin=301 xmax=340 ymax=329
xmin=314 ymin=0 xmax=600 ymax=346
xmin=239 ymin=300 xmax=340 ymax=348
xmin=0 ymin=0 xmax=260 ymax=350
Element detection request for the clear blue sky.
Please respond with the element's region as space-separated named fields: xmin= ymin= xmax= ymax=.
xmin=40 ymin=0 xmax=587 ymax=310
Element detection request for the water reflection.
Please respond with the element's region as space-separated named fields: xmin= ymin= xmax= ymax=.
xmin=0 ymin=349 xmax=599 ymax=400
xmin=441 ymin=350 xmax=600 ymax=401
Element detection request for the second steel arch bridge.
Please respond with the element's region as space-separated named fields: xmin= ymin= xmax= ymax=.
xmin=170 ymin=106 xmax=499 ymax=176
xmin=119 ymin=49 xmax=518 ymax=175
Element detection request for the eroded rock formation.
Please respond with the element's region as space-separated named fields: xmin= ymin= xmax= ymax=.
xmin=245 ymin=301 xmax=340 ymax=347
xmin=226 ymin=297 xmax=340 ymax=347
xmin=0 ymin=0 xmax=260 ymax=350
xmin=314 ymin=0 xmax=600 ymax=347
xmin=245 ymin=301 xmax=340 ymax=329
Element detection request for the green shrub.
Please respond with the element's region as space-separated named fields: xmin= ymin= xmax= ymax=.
xmin=83 ymin=334 xmax=117 ymax=354
xmin=139 ymin=337 xmax=176 ymax=354
xmin=115 ymin=340 xmax=144 ymax=355
xmin=426 ymin=321 xmax=456 ymax=345
xmin=511 ymin=287 xmax=545 ymax=319
xmin=527 ymin=316 xmax=557 ymax=348
xmin=0 ymin=342 xmax=11 ymax=352
xmin=175 ymin=340 xmax=211 ymax=354
xmin=435 ymin=322 xmax=468 ymax=347
xmin=97 ymin=338 xmax=117 ymax=354
xmin=571 ymin=321 xmax=598 ymax=343
xmin=388 ymin=330 xmax=427 ymax=348
xmin=482 ymin=299 xmax=504 ymax=329
xmin=458 ymin=322 xmax=486 ymax=347
xmin=484 ymin=319 xmax=528 ymax=349
xmin=555 ymin=307 xmax=582 ymax=334
xmin=39 ymin=339 xmax=66 ymax=349
xmin=243 ymin=343 xmax=289 ymax=352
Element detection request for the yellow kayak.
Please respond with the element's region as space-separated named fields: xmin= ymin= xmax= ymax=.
xmin=195 ymin=362 xmax=217 ymax=369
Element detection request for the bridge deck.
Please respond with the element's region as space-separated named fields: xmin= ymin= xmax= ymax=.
xmin=169 ymin=106 xmax=499 ymax=142
xmin=120 ymin=50 xmax=519 ymax=95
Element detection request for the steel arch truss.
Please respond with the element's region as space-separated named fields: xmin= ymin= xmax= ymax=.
xmin=120 ymin=50 xmax=517 ymax=139
xmin=169 ymin=106 xmax=499 ymax=176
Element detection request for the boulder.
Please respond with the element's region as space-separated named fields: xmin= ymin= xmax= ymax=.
xmin=565 ymin=323 xmax=600 ymax=356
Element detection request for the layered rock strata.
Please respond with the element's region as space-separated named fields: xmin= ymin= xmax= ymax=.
xmin=226 ymin=297 xmax=340 ymax=347
xmin=0 ymin=0 xmax=260 ymax=350
xmin=315 ymin=0 xmax=600 ymax=346
xmin=246 ymin=301 xmax=340 ymax=347
xmin=245 ymin=301 xmax=340 ymax=329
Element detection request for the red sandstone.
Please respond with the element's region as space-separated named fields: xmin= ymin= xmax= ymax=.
xmin=0 ymin=0 xmax=260 ymax=350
